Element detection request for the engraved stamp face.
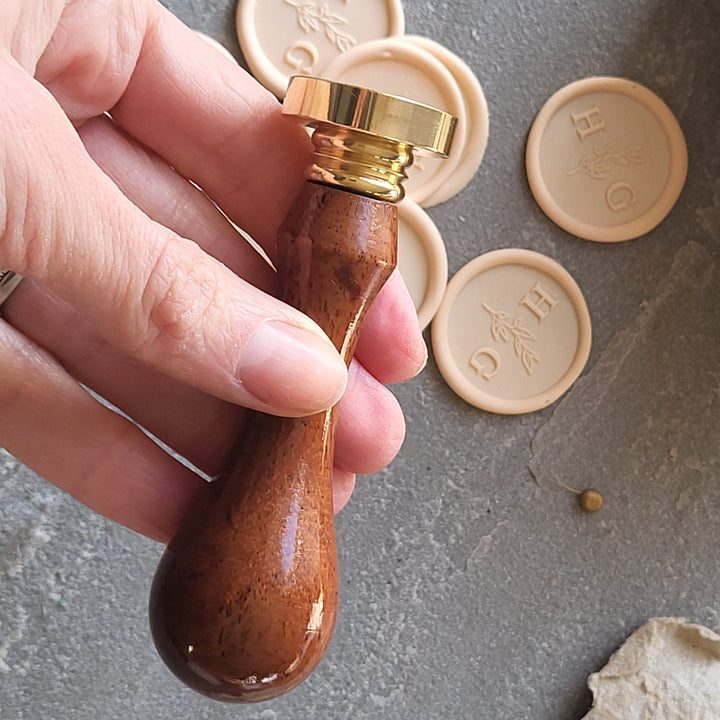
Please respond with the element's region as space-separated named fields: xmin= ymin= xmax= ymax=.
xmin=237 ymin=0 xmax=405 ymax=97
xmin=526 ymin=78 xmax=687 ymax=242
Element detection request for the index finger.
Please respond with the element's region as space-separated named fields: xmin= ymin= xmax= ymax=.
xmin=32 ymin=0 xmax=426 ymax=380
xmin=36 ymin=0 xmax=312 ymax=258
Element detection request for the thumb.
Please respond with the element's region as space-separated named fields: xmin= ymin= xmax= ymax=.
xmin=0 ymin=64 xmax=347 ymax=417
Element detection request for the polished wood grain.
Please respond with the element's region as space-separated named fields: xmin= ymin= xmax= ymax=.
xmin=150 ymin=183 xmax=397 ymax=701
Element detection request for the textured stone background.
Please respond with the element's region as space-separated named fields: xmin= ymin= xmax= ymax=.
xmin=2 ymin=1 xmax=719 ymax=718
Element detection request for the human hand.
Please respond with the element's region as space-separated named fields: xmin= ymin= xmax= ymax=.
xmin=0 ymin=0 xmax=426 ymax=542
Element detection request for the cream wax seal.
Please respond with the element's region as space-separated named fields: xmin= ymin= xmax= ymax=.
xmin=236 ymin=0 xmax=404 ymax=97
xmin=526 ymin=77 xmax=687 ymax=242
xmin=432 ymin=249 xmax=591 ymax=414
xmin=399 ymin=36 xmax=489 ymax=207
xmin=397 ymin=199 xmax=448 ymax=329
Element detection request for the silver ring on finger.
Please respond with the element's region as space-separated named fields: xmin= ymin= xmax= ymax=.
xmin=0 ymin=271 xmax=23 ymax=312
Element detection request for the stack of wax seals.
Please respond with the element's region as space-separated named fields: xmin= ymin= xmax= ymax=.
xmin=321 ymin=36 xmax=489 ymax=328
xmin=322 ymin=37 xmax=489 ymax=208
xmin=235 ymin=1 xmax=489 ymax=330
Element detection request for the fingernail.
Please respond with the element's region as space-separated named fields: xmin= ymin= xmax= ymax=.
xmin=239 ymin=321 xmax=347 ymax=414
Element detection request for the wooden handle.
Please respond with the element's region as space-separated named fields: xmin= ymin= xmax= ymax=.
xmin=149 ymin=183 xmax=397 ymax=701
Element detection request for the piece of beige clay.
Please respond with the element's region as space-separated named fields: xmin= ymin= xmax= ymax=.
xmin=236 ymin=0 xmax=405 ymax=97
xmin=526 ymin=77 xmax=687 ymax=242
xmin=583 ymin=618 xmax=720 ymax=719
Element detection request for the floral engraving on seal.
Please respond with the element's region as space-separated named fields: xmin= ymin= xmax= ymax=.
xmin=568 ymin=142 xmax=650 ymax=180
xmin=284 ymin=1 xmax=356 ymax=53
xmin=483 ymin=303 xmax=539 ymax=375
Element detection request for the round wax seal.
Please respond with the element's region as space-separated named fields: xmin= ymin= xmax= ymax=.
xmin=400 ymin=36 xmax=489 ymax=207
xmin=321 ymin=38 xmax=465 ymax=205
xmin=236 ymin=0 xmax=404 ymax=98
xmin=397 ymin=200 xmax=447 ymax=330
xmin=526 ymin=77 xmax=687 ymax=242
xmin=431 ymin=249 xmax=591 ymax=414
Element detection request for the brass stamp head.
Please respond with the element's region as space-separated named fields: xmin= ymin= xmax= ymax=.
xmin=282 ymin=76 xmax=457 ymax=202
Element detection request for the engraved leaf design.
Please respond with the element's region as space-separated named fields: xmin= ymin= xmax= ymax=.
xmin=521 ymin=347 xmax=540 ymax=375
xmin=284 ymin=0 xmax=356 ymax=51
xmin=299 ymin=12 xmax=321 ymax=32
xmin=568 ymin=142 xmax=651 ymax=180
xmin=513 ymin=334 xmax=523 ymax=357
xmin=285 ymin=1 xmax=319 ymax=32
xmin=322 ymin=18 xmax=355 ymax=51
xmin=511 ymin=317 xmax=535 ymax=340
xmin=626 ymin=147 xmax=650 ymax=163
xmin=319 ymin=5 xmax=348 ymax=25
xmin=488 ymin=310 xmax=510 ymax=342
xmin=593 ymin=161 xmax=613 ymax=177
xmin=334 ymin=33 xmax=355 ymax=53
xmin=483 ymin=303 xmax=539 ymax=375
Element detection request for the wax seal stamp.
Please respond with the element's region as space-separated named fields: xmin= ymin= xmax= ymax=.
xmin=149 ymin=77 xmax=455 ymax=702
xmin=322 ymin=37 xmax=464 ymax=204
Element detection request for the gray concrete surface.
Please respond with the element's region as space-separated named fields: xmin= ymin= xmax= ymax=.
xmin=2 ymin=0 xmax=719 ymax=718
